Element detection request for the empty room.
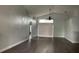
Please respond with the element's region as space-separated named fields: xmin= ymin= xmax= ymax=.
xmin=0 ymin=5 xmax=79 ymax=53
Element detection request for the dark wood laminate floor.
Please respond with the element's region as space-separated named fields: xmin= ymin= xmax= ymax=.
xmin=2 ymin=37 xmax=75 ymax=53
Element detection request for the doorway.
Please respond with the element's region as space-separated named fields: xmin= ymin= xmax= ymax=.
xmin=38 ymin=19 xmax=54 ymax=38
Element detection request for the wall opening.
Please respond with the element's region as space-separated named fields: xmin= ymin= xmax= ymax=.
xmin=38 ymin=19 xmax=54 ymax=38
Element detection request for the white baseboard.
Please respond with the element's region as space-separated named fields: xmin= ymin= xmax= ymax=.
xmin=38 ymin=35 xmax=53 ymax=37
xmin=0 ymin=39 xmax=28 ymax=52
xmin=65 ymin=37 xmax=77 ymax=43
xmin=32 ymin=35 xmax=37 ymax=38
xmin=54 ymin=36 xmax=64 ymax=38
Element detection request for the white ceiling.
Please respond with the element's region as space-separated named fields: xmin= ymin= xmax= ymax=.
xmin=24 ymin=5 xmax=79 ymax=17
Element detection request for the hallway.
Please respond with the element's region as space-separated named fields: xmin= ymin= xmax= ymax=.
xmin=0 ymin=5 xmax=79 ymax=53
xmin=0 ymin=0 xmax=79 ymax=59
xmin=3 ymin=37 xmax=73 ymax=53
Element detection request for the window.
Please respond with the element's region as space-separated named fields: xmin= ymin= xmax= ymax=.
xmin=39 ymin=19 xmax=53 ymax=23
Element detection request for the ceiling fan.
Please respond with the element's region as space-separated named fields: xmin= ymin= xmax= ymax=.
xmin=46 ymin=8 xmax=54 ymax=20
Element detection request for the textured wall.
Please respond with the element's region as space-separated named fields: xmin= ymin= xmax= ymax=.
xmin=0 ymin=6 xmax=37 ymax=52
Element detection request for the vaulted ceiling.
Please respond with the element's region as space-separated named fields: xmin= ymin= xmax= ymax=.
xmin=24 ymin=5 xmax=79 ymax=17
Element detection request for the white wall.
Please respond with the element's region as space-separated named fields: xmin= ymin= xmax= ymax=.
xmin=64 ymin=9 xmax=79 ymax=43
xmin=38 ymin=23 xmax=53 ymax=37
xmin=38 ymin=14 xmax=66 ymax=38
xmin=72 ymin=17 xmax=79 ymax=43
xmin=31 ymin=19 xmax=37 ymax=38
xmin=54 ymin=14 xmax=66 ymax=37
xmin=0 ymin=6 xmax=37 ymax=52
xmin=64 ymin=17 xmax=74 ymax=43
xmin=65 ymin=17 xmax=79 ymax=43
